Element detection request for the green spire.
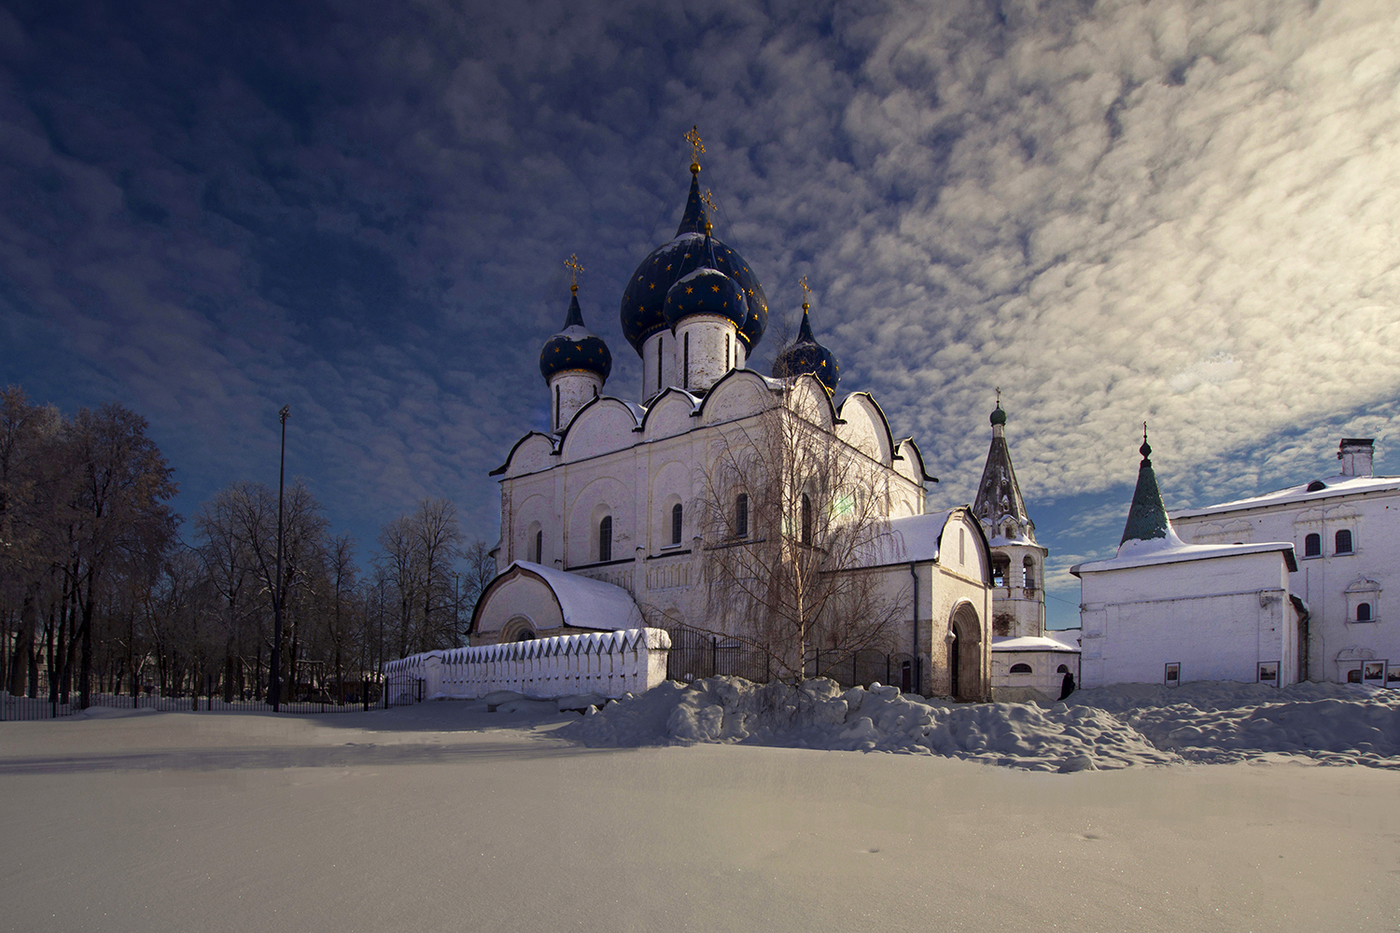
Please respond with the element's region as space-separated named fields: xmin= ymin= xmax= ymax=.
xmin=1119 ymin=428 xmax=1171 ymax=546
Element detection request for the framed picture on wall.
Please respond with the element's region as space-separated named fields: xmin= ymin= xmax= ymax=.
xmin=1363 ymin=661 xmax=1386 ymax=684
xmin=1164 ymin=662 xmax=1180 ymax=686
xmin=1387 ymin=665 xmax=1400 ymax=687
xmin=1257 ymin=661 xmax=1278 ymax=684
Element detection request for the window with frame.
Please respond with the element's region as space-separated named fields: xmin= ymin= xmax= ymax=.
xmin=1009 ymin=663 xmax=1033 ymax=674
xmin=534 ymin=529 xmax=543 ymax=564
xmin=800 ymin=493 xmax=812 ymax=545
xmin=598 ymin=516 xmax=612 ymax=562
xmin=1357 ymin=602 xmax=1372 ymax=622
xmin=1304 ymin=533 xmax=1321 ymax=557
xmin=734 ymin=493 xmax=748 ymax=538
xmin=1023 ymin=556 xmax=1036 ymax=590
xmin=1336 ymin=529 xmax=1353 ymax=554
xmin=670 ymin=503 xmax=683 ymax=546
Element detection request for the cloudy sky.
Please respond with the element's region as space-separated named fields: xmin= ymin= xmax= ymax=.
xmin=3 ymin=0 xmax=1397 ymax=627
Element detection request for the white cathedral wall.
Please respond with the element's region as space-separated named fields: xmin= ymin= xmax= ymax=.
xmin=674 ymin=317 xmax=740 ymax=392
xmin=1172 ymin=489 xmax=1400 ymax=685
xmin=1078 ymin=553 xmax=1296 ymax=689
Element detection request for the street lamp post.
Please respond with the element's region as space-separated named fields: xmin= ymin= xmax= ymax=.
xmin=270 ymin=404 xmax=289 ymax=711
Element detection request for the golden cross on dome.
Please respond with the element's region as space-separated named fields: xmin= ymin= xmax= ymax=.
xmin=799 ymin=275 xmax=811 ymax=310
xmin=565 ymin=253 xmax=584 ymax=294
xmin=686 ymin=125 xmax=704 ymax=174
xmin=701 ymin=189 xmax=716 ymax=235
xmin=996 ymin=386 xmax=1001 ymax=406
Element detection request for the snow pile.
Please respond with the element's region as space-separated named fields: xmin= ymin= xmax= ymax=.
xmin=558 ymin=676 xmax=1400 ymax=771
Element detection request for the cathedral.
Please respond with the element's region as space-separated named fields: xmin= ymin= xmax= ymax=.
xmin=468 ymin=137 xmax=1060 ymax=700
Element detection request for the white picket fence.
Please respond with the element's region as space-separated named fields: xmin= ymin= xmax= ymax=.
xmin=383 ymin=628 xmax=672 ymax=701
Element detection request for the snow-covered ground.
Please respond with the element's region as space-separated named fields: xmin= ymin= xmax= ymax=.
xmin=2 ymin=680 xmax=1399 ymax=932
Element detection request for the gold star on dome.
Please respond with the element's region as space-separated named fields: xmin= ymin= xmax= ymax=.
xmin=711 ymin=285 xmax=720 ymax=292
xmin=685 ymin=287 xmax=693 ymax=294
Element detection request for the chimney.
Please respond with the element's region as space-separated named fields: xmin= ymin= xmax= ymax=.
xmin=1338 ymin=438 xmax=1374 ymax=478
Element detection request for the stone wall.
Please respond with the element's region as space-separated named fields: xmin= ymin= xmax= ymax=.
xmin=384 ymin=628 xmax=672 ymax=700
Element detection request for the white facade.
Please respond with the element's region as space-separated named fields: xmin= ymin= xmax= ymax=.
xmin=1171 ymin=439 xmax=1400 ymax=686
xmin=1075 ymin=542 xmax=1299 ymax=688
xmin=1071 ymin=440 xmax=1299 ymax=689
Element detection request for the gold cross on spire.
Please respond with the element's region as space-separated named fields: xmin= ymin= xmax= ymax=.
xmin=565 ymin=253 xmax=584 ymax=294
xmin=996 ymin=386 xmax=1001 ymax=406
xmin=686 ymin=125 xmax=704 ymax=174
xmin=799 ymin=275 xmax=811 ymax=310
xmin=701 ymin=189 xmax=716 ymax=235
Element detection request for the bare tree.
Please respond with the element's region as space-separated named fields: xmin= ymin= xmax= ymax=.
xmin=697 ymin=376 xmax=908 ymax=682
xmin=375 ymin=498 xmax=463 ymax=655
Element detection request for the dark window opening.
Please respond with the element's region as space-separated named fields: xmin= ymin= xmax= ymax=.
xmin=1307 ymin=480 xmax=1327 ymax=492
xmin=801 ymin=493 xmax=813 ymax=545
xmin=991 ymin=560 xmax=1008 ymax=588
xmin=671 ymin=503 xmax=683 ymax=546
xmin=735 ymin=493 xmax=748 ymax=537
xmin=554 ymin=385 xmax=560 ymax=429
xmin=1023 ymin=556 xmax=1036 ymax=589
xmin=1057 ymin=664 xmax=1070 ymax=674
xmin=599 ymin=516 xmax=612 ymax=563
xmin=684 ymin=333 xmax=690 ymax=389
xmin=1304 ymin=533 xmax=1321 ymax=557
xmin=1009 ymin=663 xmax=1033 ymax=675
xmin=534 ymin=530 xmax=543 ymax=564
xmin=515 ymin=629 xmax=535 ymax=642
xmin=1336 ymin=529 xmax=1353 ymax=554
xmin=1357 ymin=602 xmax=1372 ymax=622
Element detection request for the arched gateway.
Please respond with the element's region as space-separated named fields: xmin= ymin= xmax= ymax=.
xmin=947 ymin=601 xmax=985 ymax=701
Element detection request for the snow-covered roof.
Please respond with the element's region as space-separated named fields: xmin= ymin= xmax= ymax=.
xmin=1070 ymin=535 xmax=1297 ymax=576
xmin=1170 ymin=472 xmax=1400 ymax=519
xmin=485 ymin=561 xmax=643 ymax=632
xmin=867 ymin=510 xmax=956 ymax=566
xmin=991 ymin=634 xmax=1080 ymax=653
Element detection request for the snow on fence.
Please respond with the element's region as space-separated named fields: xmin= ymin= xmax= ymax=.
xmin=383 ymin=628 xmax=672 ymax=702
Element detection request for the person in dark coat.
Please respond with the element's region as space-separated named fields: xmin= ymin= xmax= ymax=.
xmin=1059 ymin=670 xmax=1076 ymax=700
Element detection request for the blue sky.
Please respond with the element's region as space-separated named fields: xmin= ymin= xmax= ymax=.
xmin=3 ymin=0 xmax=1397 ymax=628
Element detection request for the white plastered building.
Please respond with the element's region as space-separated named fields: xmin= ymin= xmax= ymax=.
xmin=1072 ymin=437 xmax=1301 ymax=689
xmin=469 ymin=154 xmax=994 ymax=699
xmin=1170 ymin=438 xmax=1400 ymax=687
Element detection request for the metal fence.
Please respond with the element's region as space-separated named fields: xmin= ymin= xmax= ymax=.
xmin=666 ymin=626 xmax=921 ymax=693
xmin=1 ymin=673 xmax=384 ymax=722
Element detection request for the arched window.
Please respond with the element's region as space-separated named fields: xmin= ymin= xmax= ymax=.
xmin=1357 ymin=602 xmax=1372 ymax=622
xmin=1009 ymin=663 xmax=1033 ymax=674
xmin=515 ymin=629 xmax=536 ymax=642
xmin=1023 ymin=556 xmax=1036 ymax=590
xmin=1057 ymin=664 xmax=1070 ymax=674
xmin=598 ymin=516 xmax=612 ymax=563
xmin=735 ymin=493 xmax=748 ymax=538
xmin=657 ymin=336 xmax=664 ymax=393
xmin=671 ymin=503 xmax=683 ymax=546
xmin=725 ymin=332 xmax=731 ymax=369
xmin=991 ymin=559 xmax=1008 ymax=588
xmin=554 ymin=385 xmax=561 ymax=430
xmin=801 ymin=493 xmax=812 ymax=545
xmin=534 ymin=529 xmax=543 ymax=564
xmin=1304 ymin=533 xmax=1321 ymax=557
xmin=1336 ymin=529 xmax=1353 ymax=554
xmin=683 ymin=332 xmax=690 ymax=389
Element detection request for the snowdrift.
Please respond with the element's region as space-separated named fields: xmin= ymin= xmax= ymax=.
xmin=557 ymin=677 xmax=1400 ymax=771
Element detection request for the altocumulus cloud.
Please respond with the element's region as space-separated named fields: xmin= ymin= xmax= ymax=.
xmin=0 ymin=0 xmax=1396 ymax=594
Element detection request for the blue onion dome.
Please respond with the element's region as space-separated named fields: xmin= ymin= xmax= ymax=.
xmin=620 ymin=169 xmax=768 ymax=356
xmin=662 ymin=248 xmax=748 ymax=331
xmin=990 ymin=402 xmax=1007 ymax=426
xmin=539 ymin=286 xmax=612 ymax=383
xmin=771 ymin=300 xmax=840 ymax=392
